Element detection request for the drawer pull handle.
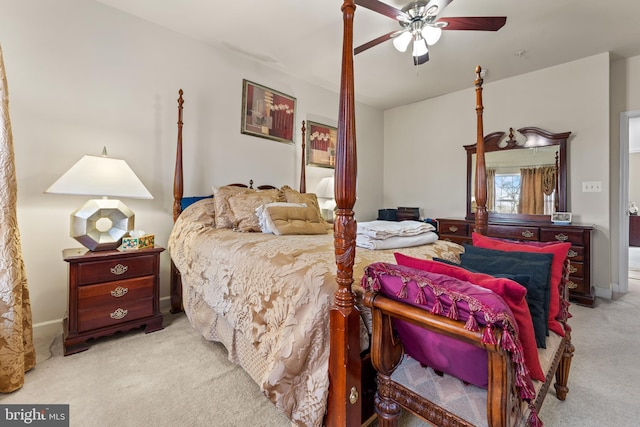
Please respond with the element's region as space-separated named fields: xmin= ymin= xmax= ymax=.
xmin=110 ymin=308 xmax=128 ymax=319
xmin=555 ymin=233 xmax=569 ymax=242
xmin=448 ymin=226 xmax=458 ymax=232
xmin=110 ymin=286 xmax=128 ymax=298
xmin=110 ymin=264 xmax=129 ymax=275
xmin=567 ymin=249 xmax=578 ymax=258
xmin=568 ymin=265 xmax=578 ymax=274
xmin=567 ymin=281 xmax=578 ymax=290
xmin=521 ymin=230 xmax=534 ymax=238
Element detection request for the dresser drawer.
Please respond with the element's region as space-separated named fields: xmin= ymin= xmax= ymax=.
xmin=566 ymin=261 xmax=584 ymax=278
xmin=438 ymin=221 xmax=468 ymax=237
xmin=77 ymin=255 xmax=156 ymax=285
xmin=78 ymin=276 xmax=154 ymax=311
xmin=566 ymin=246 xmax=584 ymax=262
xmin=540 ymin=228 xmax=586 ymax=246
xmin=565 ymin=277 xmax=585 ymax=295
xmin=77 ymin=298 xmax=154 ymax=333
xmin=440 ymin=235 xmax=471 ymax=245
xmin=487 ymin=225 xmax=539 ymax=241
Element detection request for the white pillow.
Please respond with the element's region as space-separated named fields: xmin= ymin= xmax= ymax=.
xmin=256 ymin=202 xmax=306 ymax=233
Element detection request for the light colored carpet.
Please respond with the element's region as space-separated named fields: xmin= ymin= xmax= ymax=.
xmin=3 ymin=285 xmax=640 ymax=427
xmin=629 ymin=247 xmax=640 ymax=271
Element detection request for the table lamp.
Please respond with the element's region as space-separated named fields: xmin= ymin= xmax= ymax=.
xmin=45 ymin=147 xmax=153 ymax=251
xmin=315 ymin=176 xmax=336 ymax=221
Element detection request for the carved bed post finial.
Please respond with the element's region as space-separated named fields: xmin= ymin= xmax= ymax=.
xmin=327 ymin=1 xmax=361 ymax=426
xmin=300 ymin=120 xmax=307 ymax=193
xmin=173 ymin=89 xmax=184 ymax=223
xmin=474 ymin=66 xmax=488 ymax=236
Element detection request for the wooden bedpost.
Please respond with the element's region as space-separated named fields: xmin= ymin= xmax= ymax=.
xmin=474 ymin=67 xmax=488 ymax=236
xmin=327 ymin=1 xmax=361 ymax=426
xmin=171 ymin=89 xmax=185 ymax=314
xmin=300 ymin=120 xmax=307 ymax=193
xmin=173 ymin=89 xmax=184 ymax=222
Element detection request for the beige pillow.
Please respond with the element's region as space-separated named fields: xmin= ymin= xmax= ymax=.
xmin=228 ymin=190 xmax=282 ymax=232
xmin=264 ymin=205 xmax=329 ymax=235
xmin=180 ymin=198 xmax=216 ymax=227
xmin=280 ymin=185 xmax=327 ymax=224
xmin=213 ymin=186 xmax=254 ymax=229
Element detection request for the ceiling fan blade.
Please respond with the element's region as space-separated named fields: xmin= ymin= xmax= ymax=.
xmin=439 ymin=16 xmax=507 ymax=31
xmin=425 ymin=0 xmax=454 ymax=21
xmin=355 ymin=30 xmax=398 ymax=55
xmin=355 ymin=0 xmax=410 ymax=22
xmin=413 ymin=52 xmax=430 ymax=65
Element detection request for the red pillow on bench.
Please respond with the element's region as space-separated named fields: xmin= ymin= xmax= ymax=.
xmin=394 ymin=253 xmax=545 ymax=382
xmin=472 ymin=232 xmax=571 ymax=337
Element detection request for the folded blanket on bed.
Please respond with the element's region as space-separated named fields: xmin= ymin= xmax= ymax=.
xmin=356 ymin=231 xmax=438 ymax=250
xmin=357 ymin=220 xmax=435 ymax=239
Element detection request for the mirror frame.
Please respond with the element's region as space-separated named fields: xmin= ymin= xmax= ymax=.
xmin=465 ymin=126 xmax=571 ymax=222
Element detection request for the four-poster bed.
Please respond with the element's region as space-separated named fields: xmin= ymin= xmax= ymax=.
xmin=168 ymin=1 xmax=573 ymax=426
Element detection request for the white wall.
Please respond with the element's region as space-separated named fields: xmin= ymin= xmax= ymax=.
xmin=0 ymin=0 xmax=384 ymax=335
xmin=383 ymin=53 xmax=611 ymax=293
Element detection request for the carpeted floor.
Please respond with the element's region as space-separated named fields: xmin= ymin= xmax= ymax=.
xmin=3 ymin=283 xmax=640 ymax=427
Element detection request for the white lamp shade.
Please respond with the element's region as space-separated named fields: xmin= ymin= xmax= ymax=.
xmin=315 ymin=176 xmax=335 ymax=199
xmin=45 ymin=155 xmax=153 ymax=199
xmin=392 ymin=31 xmax=413 ymax=53
xmin=412 ymin=38 xmax=428 ymax=57
xmin=421 ymin=26 xmax=442 ymax=45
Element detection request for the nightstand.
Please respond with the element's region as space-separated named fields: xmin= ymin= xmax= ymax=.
xmin=63 ymin=246 xmax=165 ymax=356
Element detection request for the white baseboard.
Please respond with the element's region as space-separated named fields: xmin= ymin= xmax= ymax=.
xmin=32 ymin=319 xmax=63 ymax=340
xmin=595 ymin=286 xmax=612 ymax=299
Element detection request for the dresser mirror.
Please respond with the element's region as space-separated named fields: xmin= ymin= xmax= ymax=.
xmin=465 ymin=127 xmax=570 ymax=222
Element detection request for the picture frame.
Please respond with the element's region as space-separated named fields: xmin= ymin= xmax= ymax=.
xmin=306 ymin=120 xmax=337 ymax=169
xmin=241 ymin=79 xmax=296 ymax=144
xmin=552 ymin=212 xmax=572 ymax=224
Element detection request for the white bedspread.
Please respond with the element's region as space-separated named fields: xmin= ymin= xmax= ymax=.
xmin=357 ymin=220 xmax=435 ymax=239
xmin=356 ymin=231 xmax=439 ymax=250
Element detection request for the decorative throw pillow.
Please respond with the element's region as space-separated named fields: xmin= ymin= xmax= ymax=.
xmin=212 ymin=186 xmax=253 ymax=229
xmin=256 ymin=202 xmax=306 ymax=233
xmin=460 ymin=244 xmax=553 ymax=348
xmin=227 ymin=190 xmax=282 ymax=232
xmin=280 ymin=185 xmax=329 ymax=227
xmin=394 ymin=253 xmax=545 ymax=382
xmin=264 ymin=205 xmax=328 ymax=235
xmin=472 ymin=232 xmax=571 ymax=336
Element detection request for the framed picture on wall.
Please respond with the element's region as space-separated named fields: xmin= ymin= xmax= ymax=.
xmin=306 ymin=120 xmax=337 ymax=169
xmin=241 ymin=79 xmax=296 ymax=144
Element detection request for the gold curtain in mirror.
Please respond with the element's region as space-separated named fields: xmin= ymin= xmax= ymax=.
xmin=519 ymin=166 xmax=556 ymax=215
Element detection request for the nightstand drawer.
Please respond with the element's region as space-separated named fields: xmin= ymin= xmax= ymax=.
xmin=78 ymin=276 xmax=154 ymax=311
xmin=77 ymin=298 xmax=154 ymax=333
xmin=77 ymin=255 xmax=156 ymax=285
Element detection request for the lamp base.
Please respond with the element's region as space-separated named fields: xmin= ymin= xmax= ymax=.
xmin=71 ymin=199 xmax=135 ymax=251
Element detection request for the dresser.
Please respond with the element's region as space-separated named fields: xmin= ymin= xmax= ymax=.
xmin=63 ymin=246 xmax=165 ymax=355
xmin=436 ymin=218 xmax=594 ymax=306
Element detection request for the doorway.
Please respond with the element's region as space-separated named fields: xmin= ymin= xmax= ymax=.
xmin=619 ymin=111 xmax=640 ymax=294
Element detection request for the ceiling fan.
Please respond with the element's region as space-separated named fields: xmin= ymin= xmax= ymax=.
xmin=354 ymin=0 xmax=506 ymax=65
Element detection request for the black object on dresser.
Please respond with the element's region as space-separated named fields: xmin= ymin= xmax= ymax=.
xmin=436 ymin=218 xmax=594 ymax=306
xmin=63 ymin=246 xmax=165 ymax=355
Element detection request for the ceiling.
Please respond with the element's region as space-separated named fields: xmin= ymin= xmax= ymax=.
xmin=96 ymin=0 xmax=640 ymax=110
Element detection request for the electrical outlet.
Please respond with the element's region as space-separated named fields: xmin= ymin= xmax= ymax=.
xmin=582 ymin=181 xmax=602 ymax=192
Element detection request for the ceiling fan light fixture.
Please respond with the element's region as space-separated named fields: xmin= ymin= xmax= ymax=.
xmin=412 ymin=37 xmax=428 ymax=57
xmin=422 ymin=25 xmax=442 ymax=45
xmin=392 ymin=31 xmax=413 ymax=52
